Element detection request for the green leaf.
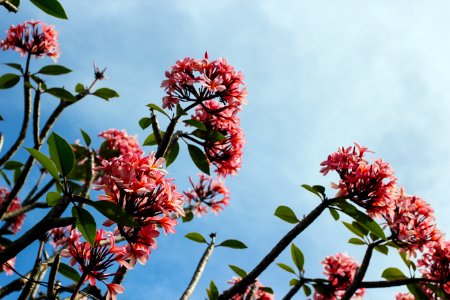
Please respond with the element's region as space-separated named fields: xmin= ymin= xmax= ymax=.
xmin=188 ymin=144 xmax=210 ymax=175
xmin=29 ymin=0 xmax=68 ymax=19
xmin=303 ymin=285 xmax=312 ymax=297
xmin=182 ymin=210 xmax=194 ymax=223
xmin=274 ymin=205 xmax=299 ymax=224
xmin=206 ymin=280 xmax=219 ymax=300
xmin=342 ymin=221 xmax=365 ymax=238
xmin=375 ymin=244 xmax=389 ymax=255
xmin=13 ymin=168 xmax=21 ymax=184
xmin=329 ymin=208 xmax=340 ymax=220
xmin=25 ymin=148 xmax=60 ymax=184
xmin=147 ymin=103 xmax=170 ymax=119
xmin=58 ymin=263 xmax=80 ymax=283
xmin=260 ymin=287 xmax=273 ymax=294
xmin=3 ymin=161 xmax=23 ymax=170
xmin=46 ymin=192 xmax=62 ymax=206
xmin=139 ymin=117 xmax=152 ymax=130
xmin=184 ymin=119 xmax=207 ymax=131
xmin=92 ymin=87 xmax=119 ymax=100
xmin=301 ymin=184 xmax=320 ymax=197
xmin=165 ymin=141 xmax=179 ymax=167
xmin=352 ymin=221 xmax=369 ymax=236
xmin=80 ymin=129 xmax=91 ymax=147
xmin=277 ymin=263 xmax=296 ymax=275
xmin=192 ymin=129 xmax=226 ymax=142
xmin=381 ymin=267 xmax=407 ymax=280
xmin=291 ymin=243 xmax=304 ymax=272
xmin=0 ymin=170 xmax=11 ymax=187
xmin=407 ymin=283 xmax=430 ymax=299
xmin=75 ymin=83 xmax=85 ymax=93
xmin=229 ymin=265 xmax=247 ymax=278
xmin=312 ymin=185 xmax=326 ymax=196
xmin=185 ymin=232 xmax=207 ymax=244
xmin=143 ymin=133 xmax=158 ymax=146
xmin=46 ymin=88 xmax=77 ymax=102
xmin=0 ymin=115 xmax=3 ymax=121
xmin=348 ymin=237 xmax=366 ymax=245
xmin=218 ymin=239 xmax=247 ymax=249
xmin=0 ymin=74 xmax=20 ymax=89
xmin=37 ymin=65 xmax=72 ymax=75
xmin=289 ymin=278 xmax=300 ymax=286
xmin=90 ymin=201 xmax=139 ymax=228
xmin=4 ymin=63 xmax=23 ymax=73
xmin=47 ymin=132 xmax=75 ymax=177
xmin=176 ymin=104 xmax=188 ymax=116
xmin=72 ymin=206 xmax=96 ymax=246
xmin=10 ymin=0 xmax=20 ymax=7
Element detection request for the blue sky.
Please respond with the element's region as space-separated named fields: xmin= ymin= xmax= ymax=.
xmin=1 ymin=1 xmax=450 ymax=299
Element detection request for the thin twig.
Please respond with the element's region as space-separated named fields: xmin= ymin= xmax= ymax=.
xmin=281 ymin=280 xmax=305 ymax=300
xmin=180 ymin=233 xmax=216 ymax=300
xmin=18 ymin=240 xmax=45 ymax=300
xmin=1 ymin=202 xmax=47 ymax=220
xmin=33 ymin=87 xmax=42 ymax=146
xmin=22 ymin=169 xmax=47 ymax=205
xmin=150 ymin=108 xmax=162 ymax=145
xmin=0 ymin=0 xmax=18 ymax=12
xmin=23 ymin=178 xmax=55 ymax=206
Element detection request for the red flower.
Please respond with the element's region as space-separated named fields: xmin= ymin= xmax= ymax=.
xmin=1 ymin=21 xmax=60 ymax=60
xmin=98 ymin=129 xmax=143 ymax=157
xmin=0 ymin=186 xmax=25 ymax=234
xmin=418 ymin=240 xmax=450 ymax=295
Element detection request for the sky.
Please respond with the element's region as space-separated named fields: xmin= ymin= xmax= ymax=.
xmin=1 ymin=1 xmax=450 ymax=299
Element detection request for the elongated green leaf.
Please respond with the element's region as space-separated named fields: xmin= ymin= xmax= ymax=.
xmin=290 ymin=278 xmax=300 ymax=286
xmin=90 ymin=201 xmax=139 ymax=228
xmin=277 ymin=263 xmax=296 ymax=275
xmin=348 ymin=238 xmax=366 ymax=245
xmin=93 ymin=87 xmax=119 ymax=100
xmin=192 ymin=129 xmax=226 ymax=142
xmin=165 ymin=141 xmax=179 ymax=167
xmin=229 ymin=265 xmax=247 ymax=278
xmin=0 ymin=170 xmax=11 ymax=186
xmin=143 ymin=133 xmax=158 ymax=146
xmin=37 ymin=65 xmax=72 ymax=75
xmin=46 ymin=87 xmax=76 ymax=102
xmin=274 ymin=205 xmax=299 ymax=224
xmin=139 ymin=117 xmax=152 ymax=130
xmin=72 ymin=206 xmax=96 ymax=246
xmin=0 ymin=74 xmax=20 ymax=89
xmin=184 ymin=119 xmax=207 ymax=131
xmin=206 ymin=280 xmax=219 ymax=300
xmin=3 ymin=161 xmax=23 ymax=170
xmin=188 ymin=144 xmax=210 ymax=175
xmin=176 ymin=104 xmax=187 ymax=116
xmin=329 ymin=208 xmax=340 ymax=220
xmin=342 ymin=222 xmax=365 ymax=238
xmin=303 ymin=285 xmax=312 ymax=297
xmin=217 ymin=239 xmax=247 ymax=249
xmin=147 ymin=103 xmax=170 ymax=119
xmin=29 ymin=0 xmax=67 ymax=19
xmin=46 ymin=192 xmax=62 ymax=206
xmin=4 ymin=63 xmax=23 ymax=73
xmin=185 ymin=232 xmax=207 ymax=244
xmin=80 ymin=129 xmax=91 ymax=146
xmin=58 ymin=262 xmax=80 ymax=283
xmin=375 ymin=244 xmax=389 ymax=255
xmin=260 ymin=287 xmax=273 ymax=294
xmin=381 ymin=267 xmax=407 ymax=280
xmin=25 ymin=148 xmax=60 ymax=183
xmin=47 ymin=132 xmax=75 ymax=177
xmin=301 ymin=184 xmax=320 ymax=197
xmin=291 ymin=243 xmax=304 ymax=272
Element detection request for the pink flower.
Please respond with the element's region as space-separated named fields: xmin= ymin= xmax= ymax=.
xmin=418 ymin=240 xmax=450 ymax=294
xmin=0 ymin=245 xmax=15 ymax=275
xmin=314 ymin=253 xmax=365 ymax=299
xmin=0 ymin=187 xmax=25 ymax=234
xmin=48 ymin=225 xmax=71 ymax=249
xmin=106 ymin=283 xmax=124 ymax=300
xmin=395 ymin=292 xmax=415 ymax=300
xmin=227 ymin=277 xmax=274 ymax=300
xmin=1 ymin=21 xmax=60 ymax=60
xmin=184 ymin=174 xmax=230 ymax=217
xmin=98 ymin=129 xmax=143 ymax=158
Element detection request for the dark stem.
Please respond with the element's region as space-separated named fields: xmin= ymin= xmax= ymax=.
xmin=0 ymin=0 xmax=18 ymax=12
xmin=218 ymin=198 xmax=334 ymax=299
xmin=155 ymin=116 xmax=180 ymax=159
xmin=33 ymin=87 xmax=41 ymax=146
xmin=150 ymin=108 xmax=162 ymax=145
xmin=180 ymin=233 xmax=216 ymax=300
xmin=22 ymin=169 xmax=47 ymax=205
xmin=70 ymin=272 xmax=88 ymax=300
xmin=341 ymin=240 xmax=383 ymax=300
xmin=23 ymin=178 xmax=55 ymax=206
xmin=1 ymin=202 xmax=47 ymax=220
xmin=18 ymin=240 xmax=45 ymax=300
xmin=281 ymin=280 xmax=305 ymax=300
xmin=360 ymin=277 xmax=439 ymax=288
xmin=47 ymin=254 xmax=60 ymax=300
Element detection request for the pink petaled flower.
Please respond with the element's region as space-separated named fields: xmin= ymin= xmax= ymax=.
xmin=94 ymin=152 xmax=184 ymax=267
xmin=0 ymin=245 xmax=15 ymax=275
xmin=227 ymin=277 xmax=274 ymax=300
xmin=60 ymin=229 xmax=128 ymax=288
xmin=0 ymin=187 xmax=25 ymax=234
xmin=98 ymin=128 xmax=143 ymax=158
xmin=386 ymin=187 xmax=442 ymax=255
xmin=1 ymin=21 xmax=60 ymax=60
xmin=320 ymin=144 xmax=397 ymax=217
xmin=395 ymin=292 xmax=415 ymax=300
xmin=106 ymin=283 xmax=124 ymax=300
xmin=418 ymin=240 xmax=450 ymax=295
xmin=313 ymin=253 xmax=365 ymax=300
xmin=184 ymin=174 xmax=230 ymax=217
xmin=192 ymin=100 xmax=245 ymax=177
xmin=48 ymin=225 xmax=71 ymax=249
xmin=161 ymin=53 xmax=247 ymax=110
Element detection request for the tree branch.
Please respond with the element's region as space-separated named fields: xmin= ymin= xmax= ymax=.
xmin=0 ymin=0 xmax=18 ymax=12
xmin=281 ymin=280 xmax=305 ymax=300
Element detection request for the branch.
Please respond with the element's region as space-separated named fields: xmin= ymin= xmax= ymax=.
xmin=18 ymin=240 xmax=45 ymax=300
xmin=281 ymin=280 xmax=305 ymax=300
xmin=360 ymin=277 xmax=439 ymax=288
xmin=180 ymin=233 xmax=216 ymax=300
xmin=218 ymin=198 xmax=334 ymax=299
xmin=0 ymin=0 xmax=18 ymax=12
xmin=23 ymin=178 xmax=54 ymax=206
xmin=150 ymin=108 xmax=162 ymax=145
xmin=1 ymin=202 xmax=47 ymax=220
xmin=33 ymin=88 xmax=42 ymax=146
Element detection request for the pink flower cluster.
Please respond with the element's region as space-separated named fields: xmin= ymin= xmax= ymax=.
xmin=61 ymin=229 xmax=126 ymax=300
xmin=228 ymin=277 xmax=274 ymax=300
xmin=314 ymin=253 xmax=365 ymax=299
xmin=183 ymin=174 xmax=230 ymax=217
xmin=48 ymin=225 xmax=71 ymax=249
xmin=0 ymin=245 xmax=15 ymax=275
xmin=161 ymin=53 xmax=247 ymax=110
xmin=418 ymin=240 xmax=450 ymax=295
xmin=98 ymin=129 xmax=143 ymax=157
xmin=0 ymin=186 xmax=25 ymax=234
xmin=395 ymin=292 xmax=415 ymax=300
xmin=193 ymin=100 xmax=245 ymax=177
xmin=1 ymin=21 xmax=60 ymax=60
xmin=94 ymin=151 xmax=183 ymax=267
